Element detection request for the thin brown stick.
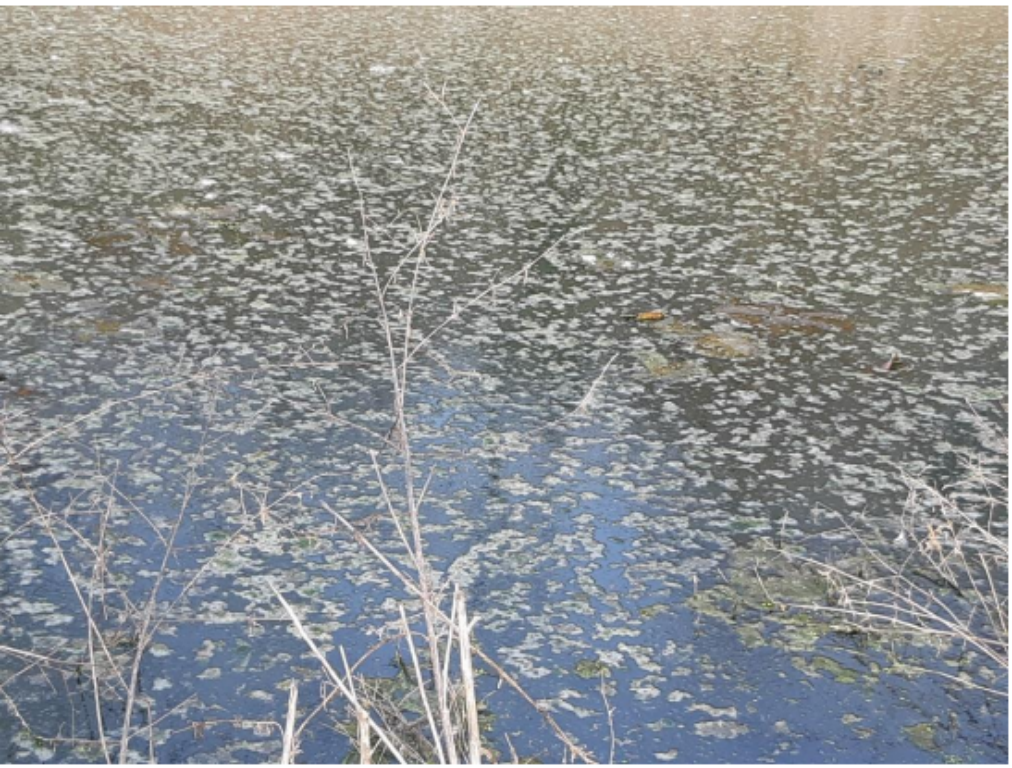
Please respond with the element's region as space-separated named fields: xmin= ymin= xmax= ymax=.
xmin=529 ymin=353 xmax=620 ymax=435
xmin=472 ymin=647 xmax=597 ymax=764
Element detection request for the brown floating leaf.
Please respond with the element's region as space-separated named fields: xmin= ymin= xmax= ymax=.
xmin=634 ymin=310 xmax=666 ymax=322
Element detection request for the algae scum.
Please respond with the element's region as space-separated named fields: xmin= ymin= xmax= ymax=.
xmin=0 ymin=7 xmax=1008 ymax=764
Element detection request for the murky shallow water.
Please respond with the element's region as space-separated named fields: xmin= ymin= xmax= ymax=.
xmin=0 ymin=7 xmax=1007 ymax=763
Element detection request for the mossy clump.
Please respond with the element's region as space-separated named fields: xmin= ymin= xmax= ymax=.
xmin=574 ymin=659 xmax=612 ymax=679
xmin=685 ymin=540 xmax=845 ymax=652
xmin=810 ymin=655 xmax=860 ymax=685
xmin=904 ymin=722 xmax=938 ymax=752
xmin=639 ymin=603 xmax=670 ymax=620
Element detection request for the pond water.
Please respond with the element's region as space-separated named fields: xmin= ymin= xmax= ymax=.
xmin=0 ymin=6 xmax=1007 ymax=764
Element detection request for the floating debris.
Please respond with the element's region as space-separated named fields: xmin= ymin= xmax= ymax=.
xmin=654 ymin=319 xmax=703 ymax=337
xmin=633 ymin=310 xmax=666 ymax=322
xmin=950 ymin=283 xmax=1008 ymax=303
xmin=718 ymin=302 xmax=855 ymax=335
xmin=1 ymin=273 xmax=72 ymax=294
xmin=639 ymin=351 xmax=706 ymax=379
xmin=132 ymin=275 xmax=176 ymax=291
xmin=85 ymin=229 xmax=145 ymax=250
xmin=196 ymin=204 xmax=242 ymax=221
xmin=871 ymin=352 xmax=904 ymax=374
xmin=693 ymin=331 xmax=761 ymax=360
xmin=167 ymin=230 xmax=198 ymax=255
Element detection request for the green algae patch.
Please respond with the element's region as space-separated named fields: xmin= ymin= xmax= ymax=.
xmin=904 ymin=722 xmax=939 ymax=752
xmin=797 ymin=655 xmax=862 ymax=685
xmin=93 ymin=318 xmax=123 ymax=334
xmin=574 ymin=658 xmax=612 ymax=679
xmin=687 ymin=542 xmax=829 ymax=616
xmin=683 ymin=539 xmax=890 ymax=664
xmin=638 ymin=603 xmax=671 ymax=620
xmin=334 ymin=664 xmax=496 ymax=764
xmin=813 ymin=656 xmax=858 ymax=684
xmin=685 ymin=538 xmax=962 ymax=689
xmin=734 ymin=623 xmax=766 ymax=649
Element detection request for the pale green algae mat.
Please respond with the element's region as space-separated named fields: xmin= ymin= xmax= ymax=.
xmin=0 ymin=7 xmax=1007 ymax=764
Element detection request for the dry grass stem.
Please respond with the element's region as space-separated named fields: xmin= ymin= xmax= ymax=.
xmin=268 ymin=582 xmax=408 ymax=764
xmin=599 ymin=674 xmax=616 ymax=765
xmin=456 ymin=588 xmax=482 ymax=765
xmin=0 ymin=93 xmax=610 ymax=764
xmin=779 ymin=432 xmax=1007 ymax=696
xmin=398 ymin=605 xmax=449 ymax=765
xmin=281 ymin=682 xmax=299 ymax=765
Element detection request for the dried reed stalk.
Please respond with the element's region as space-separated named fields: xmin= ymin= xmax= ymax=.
xmin=780 ymin=434 xmax=1007 ymax=696
xmin=456 ymin=587 xmax=482 ymax=765
xmin=269 ymin=583 xmax=408 ymax=764
xmin=309 ymin=92 xmax=601 ymax=763
xmin=281 ymin=682 xmax=299 ymax=764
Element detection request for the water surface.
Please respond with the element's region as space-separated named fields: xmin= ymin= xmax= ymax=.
xmin=0 ymin=7 xmax=1007 ymax=763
